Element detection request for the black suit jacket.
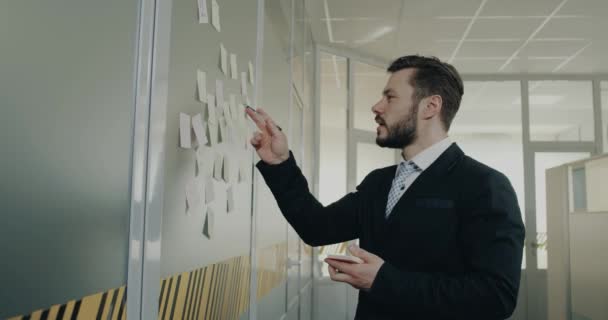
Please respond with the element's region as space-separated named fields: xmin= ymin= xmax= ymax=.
xmin=256 ymin=143 xmax=525 ymax=319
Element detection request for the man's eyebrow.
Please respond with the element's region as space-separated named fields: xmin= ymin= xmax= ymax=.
xmin=383 ymin=88 xmax=395 ymax=96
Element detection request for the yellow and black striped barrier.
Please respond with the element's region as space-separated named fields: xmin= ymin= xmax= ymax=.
xmin=7 ymin=242 xmax=288 ymax=320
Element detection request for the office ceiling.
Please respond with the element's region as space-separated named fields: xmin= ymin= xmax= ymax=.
xmin=306 ymin=0 xmax=608 ymax=74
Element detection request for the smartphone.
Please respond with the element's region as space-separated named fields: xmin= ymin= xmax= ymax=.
xmin=325 ymin=254 xmax=364 ymax=264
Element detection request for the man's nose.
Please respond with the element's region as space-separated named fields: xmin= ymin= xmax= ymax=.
xmin=372 ymin=98 xmax=385 ymax=115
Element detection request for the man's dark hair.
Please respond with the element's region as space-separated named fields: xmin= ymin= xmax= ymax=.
xmin=387 ymin=55 xmax=464 ymax=131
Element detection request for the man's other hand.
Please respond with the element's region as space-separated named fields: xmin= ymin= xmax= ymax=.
xmin=325 ymin=244 xmax=384 ymax=290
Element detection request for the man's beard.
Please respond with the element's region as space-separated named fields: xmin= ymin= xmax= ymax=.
xmin=376 ymin=108 xmax=417 ymax=149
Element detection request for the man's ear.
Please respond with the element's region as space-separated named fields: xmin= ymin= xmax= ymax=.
xmin=421 ymin=95 xmax=442 ymax=120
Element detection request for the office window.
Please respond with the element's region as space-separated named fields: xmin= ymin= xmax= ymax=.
xmin=319 ymin=52 xmax=347 ymax=205
xmin=353 ymin=62 xmax=389 ymax=132
xmin=529 ymin=81 xmax=594 ymax=142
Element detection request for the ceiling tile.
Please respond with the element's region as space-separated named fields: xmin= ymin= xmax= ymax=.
xmin=557 ymin=0 xmax=608 ymax=16
xmin=399 ymin=0 xmax=484 ymax=17
xmin=452 ymin=59 xmax=505 ymax=73
xmin=520 ymin=41 xmax=591 ymax=57
xmin=456 ymin=41 xmax=523 ymax=58
xmin=500 ymin=58 xmax=562 ymax=73
xmin=327 ymin=0 xmax=402 ymax=19
xmin=331 ymin=19 xmax=397 ymax=43
xmin=535 ymin=17 xmax=594 ymax=38
xmin=482 ymin=0 xmax=565 ymax=16
xmin=468 ymin=18 xmax=542 ymax=38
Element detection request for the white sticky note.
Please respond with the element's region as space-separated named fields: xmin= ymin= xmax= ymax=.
xmin=220 ymin=44 xmax=228 ymax=75
xmin=215 ymin=79 xmax=224 ymax=110
xmin=213 ymin=152 xmax=223 ymax=181
xmin=196 ymin=70 xmax=207 ymax=102
xmin=197 ymin=0 xmax=209 ymax=23
xmin=211 ymin=0 xmax=221 ymax=32
xmin=218 ymin=117 xmax=227 ymax=143
xmin=208 ymin=123 xmax=219 ymax=145
xmin=228 ymin=119 xmax=239 ymax=145
xmin=240 ymin=71 xmax=247 ymax=96
xmin=238 ymin=103 xmax=246 ymax=124
xmin=206 ymin=94 xmax=217 ymax=125
xmin=222 ymin=156 xmax=230 ymax=183
xmin=245 ymin=94 xmax=251 ymax=107
xmin=248 ymin=61 xmax=255 ymax=84
xmin=185 ymin=178 xmax=204 ymax=213
xmin=238 ymin=161 xmax=246 ymax=182
xmin=205 ymin=177 xmax=215 ymax=203
xmin=191 ymin=113 xmax=208 ymax=147
xmin=196 ymin=146 xmax=215 ymax=178
xmin=203 ymin=207 xmax=215 ymax=239
xmin=230 ymin=53 xmax=238 ymax=80
xmin=226 ymin=186 xmax=235 ymax=213
xmin=229 ymin=94 xmax=237 ymax=120
xmin=179 ymin=113 xmax=192 ymax=149
xmin=223 ymin=99 xmax=232 ymax=121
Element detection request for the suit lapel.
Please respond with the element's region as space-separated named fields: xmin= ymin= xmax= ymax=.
xmin=385 ymin=143 xmax=464 ymax=221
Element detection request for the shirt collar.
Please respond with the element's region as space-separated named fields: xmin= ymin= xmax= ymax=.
xmin=400 ymin=137 xmax=453 ymax=171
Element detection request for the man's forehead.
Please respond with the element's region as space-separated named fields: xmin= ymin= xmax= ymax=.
xmin=384 ymin=69 xmax=414 ymax=92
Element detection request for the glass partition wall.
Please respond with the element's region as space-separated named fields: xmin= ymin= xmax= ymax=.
xmin=313 ymin=44 xmax=607 ymax=320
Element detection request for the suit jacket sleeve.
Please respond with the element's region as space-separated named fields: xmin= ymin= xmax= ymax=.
xmin=368 ymin=171 xmax=526 ymax=319
xmin=256 ymin=151 xmax=372 ymax=247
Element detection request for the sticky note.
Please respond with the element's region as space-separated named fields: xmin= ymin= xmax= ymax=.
xmin=208 ymin=123 xmax=219 ymax=145
xmin=238 ymin=161 xmax=246 ymax=182
xmin=229 ymin=94 xmax=237 ymax=120
xmin=218 ymin=117 xmax=227 ymax=143
xmin=220 ymin=44 xmax=228 ymax=75
xmin=196 ymin=146 xmax=215 ymax=177
xmin=197 ymin=70 xmax=207 ymax=102
xmin=211 ymin=0 xmax=221 ymax=32
xmin=226 ymin=186 xmax=235 ymax=213
xmin=248 ymin=61 xmax=255 ymax=84
xmin=185 ymin=178 xmax=204 ymax=213
xmin=206 ymin=94 xmax=217 ymax=125
xmin=215 ymin=79 xmax=224 ymax=109
xmin=223 ymin=100 xmax=232 ymax=121
xmin=203 ymin=207 xmax=214 ymax=239
xmin=213 ymin=152 xmax=223 ymax=180
xmin=222 ymin=156 xmax=230 ymax=183
xmin=197 ymin=0 xmax=209 ymax=24
xmin=179 ymin=113 xmax=191 ymax=149
xmin=240 ymin=71 xmax=247 ymax=96
xmin=205 ymin=177 xmax=215 ymax=203
xmin=191 ymin=113 xmax=208 ymax=147
xmin=230 ymin=53 xmax=238 ymax=80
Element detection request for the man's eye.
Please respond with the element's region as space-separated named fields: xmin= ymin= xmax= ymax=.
xmin=386 ymin=96 xmax=394 ymax=100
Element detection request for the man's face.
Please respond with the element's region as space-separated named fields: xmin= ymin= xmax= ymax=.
xmin=372 ymin=69 xmax=419 ymax=149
